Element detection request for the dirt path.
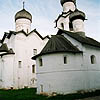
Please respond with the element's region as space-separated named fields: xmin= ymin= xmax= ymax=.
xmin=76 ymin=96 xmax=100 ymax=100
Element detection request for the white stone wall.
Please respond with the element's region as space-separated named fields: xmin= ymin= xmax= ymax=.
xmin=82 ymin=45 xmax=100 ymax=90
xmin=63 ymin=2 xmax=75 ymax=12
xmin=15 ymin=18 xmax=31 ymax=33
xmin=57 ymin=17 xmax=64 ymax=30
xmin=57 ymin=15 xmax=70 ymax=31
xmin=0 ymin=30 xmax=48 ymax=89
xmin=72 ymin=19 xmax=84 ymax=32
xmin=0 ymin=57 xmax=3 ymax=86
xmin=12 ymin=32 xmax=48 ymax=89
xmin=36 ymin=53 xmax=87 ymax=94
xmin=0 ymin=55 xmax=14 ymax=89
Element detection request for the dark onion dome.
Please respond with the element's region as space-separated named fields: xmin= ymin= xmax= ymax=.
xmin=15 ymin=9 xmax=32 ymax=22
xmin=69 ymin=9 xmax=86 ymax=22
xmin=60 ymin=0 xmax=76 ymax=6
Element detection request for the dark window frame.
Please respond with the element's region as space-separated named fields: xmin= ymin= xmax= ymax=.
xmin=64 ymin=56 xmax=67 ymax=64
xmin=91 ymin=55 xmax=96 ymax=64
xmin=32 ymin=65 xmax=35 ymax=73
xmin=39 ymin=58 xmax=43 ymax=66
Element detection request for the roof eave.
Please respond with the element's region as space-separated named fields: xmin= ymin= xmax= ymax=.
xmin=32 ymin=50 xmax=83 ymax=60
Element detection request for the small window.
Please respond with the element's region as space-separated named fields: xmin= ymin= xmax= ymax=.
xmin=61 ymin=23 xmax=64 ymax=29
xmin=40 ymin=84 xmax=43 ymax=92
xmin=27 ymin=29 xmax=29 ymax=33
xmin=33 ymin=49 xmax=37 ymax=55
xmin=18 ymin=61 xmax=22 ymax=68
xmin=39 ymin=58 xmax=43 ymax=66
xmin=32 ymin=65 xmax=35 ymax=73
xmin=64 ymin=56 xmax=67 ymax=64
xmin=69 ymin=22 xmax=73 ymax=31
xmin=91 ymin=55 xmax=96 ymax=64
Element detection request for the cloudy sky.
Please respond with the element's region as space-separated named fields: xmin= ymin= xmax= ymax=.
xmin=0 ymin=0 xmax=100 ymax=41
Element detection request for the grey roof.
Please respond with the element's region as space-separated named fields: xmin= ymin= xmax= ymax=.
xmin=69 ymin=9 xmax=86 ymax=22
xmin=32 ymin=35 xmax=82 ymax=60
xmin=15 ymin=9 xmax=32 ymax=22
xmin=60 ymin=0 xmax=76 ymax=6
xmin=0 ymin=43 xmax=9 ymax=52
xmin=0 ymin=44 xmax=15 ymax=56
xmin=57 ymin=29 xmax=100 ymax=48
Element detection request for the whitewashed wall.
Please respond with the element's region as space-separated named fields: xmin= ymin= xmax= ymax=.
xmin=16 ymin=18 xmax=31 ymax=33
xmin=82 ymin=45 xmax=100 ymax=90
xmin=12 ymin=31 xmax=48 ymax=89
xmin=36 ymin=53 xmax=87 ymax=94
xmin=35 ymin=32 xmax=100 ymax=94
xmin=0 ymin=30 xmax=48 ymax=89
xmin=0 ymin=55 xmax=14 ymax=89
xmin=72 ymin=19 xmax=85 ymax=32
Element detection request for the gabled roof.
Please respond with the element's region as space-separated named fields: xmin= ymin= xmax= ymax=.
xmin=1 ymin=29 xmax=50 ymax=43
xmin=0 ymin=43 xmax=9 ymax=52
xmin=57 ymin=29 xmax=100 ymax=48
xmin=0 ymin=43 xmax=15 ymax=56
xmin=32 ymin=35 xmax=82 ymax=60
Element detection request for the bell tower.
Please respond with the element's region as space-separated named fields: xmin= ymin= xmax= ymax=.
xmin=55 ymin=0 xmax=76 ymax=31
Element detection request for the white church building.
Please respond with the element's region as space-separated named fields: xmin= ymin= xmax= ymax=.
xmin=0 ymin=7 xmax=49 ymax=89
xmin=32 ymin=0 xmax=100 ymax=94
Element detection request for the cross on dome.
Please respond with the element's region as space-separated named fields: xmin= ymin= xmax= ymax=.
xmin=23 ymin=1 xmax=25 ymax=9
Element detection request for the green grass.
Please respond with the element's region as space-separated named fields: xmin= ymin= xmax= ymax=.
xmin=0 ymin=88 xmax=46 ymax=100
xmin=0 ymin=88 xmax=100 ymax=100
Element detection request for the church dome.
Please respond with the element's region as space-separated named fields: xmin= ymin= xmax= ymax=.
xmin=60 ymin=0 xmax=76 ymax=6
xmin=69 ymin=9 xmax=86 ymax=22
xmin=15 ymin=9 xmax=32 ymax=22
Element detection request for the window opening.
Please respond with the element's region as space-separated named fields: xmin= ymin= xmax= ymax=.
xmin=33 ymin=49 xmax=37 ymax=55
xmin=27 ymin=29 xmax=29 ymax=33
xmin=39 ymin=58 xmax=43 ymax=66
xmin=40 ymin=84 xmax=43 ymax=92
xmin=69 ymin=22 xmax=73 ymax=31
xmin=18 ymin=61 xmax=22 ymax=68
xmin=64 ymin=56 xmax=67 ymax=64
xmin=91 ymin=55 xmax=96 ymax=64
xmin=32 ymin=65 xmax=35 ymax=73
xmin=61 ymin=23 xmax=64 ymax=29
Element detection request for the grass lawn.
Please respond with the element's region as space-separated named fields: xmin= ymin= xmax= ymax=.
xmin=0 ymin=88 xmax=100 ymax=100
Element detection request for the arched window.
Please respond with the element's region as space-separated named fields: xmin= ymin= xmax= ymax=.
xmin=32 ymin=65 xmax=35 ymax=73
xmin=18 ymin=61 xmax=22 ymax=68
xmin=64 ymin=56 xmax=67 ymax=64
xmin=61 ymin=23 xmax=64 ymax=29
xmin=33 ymin=49 xmax=37 ymax=55
xmin=39 ymin=58 xmax=43 ymax=66
xmin=90 ymin=55 xmax=96 ymax=64
xmin=69 ymin=22 xmax=73 ymax=31
xmin=27 ymin=29 xmax=29 ymax=33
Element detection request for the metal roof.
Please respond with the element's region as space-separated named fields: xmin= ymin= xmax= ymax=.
xmin=32 ymin=35 xmax=82 ymax=60
xmin=15 ymin=9 xmax=32 ymax=22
